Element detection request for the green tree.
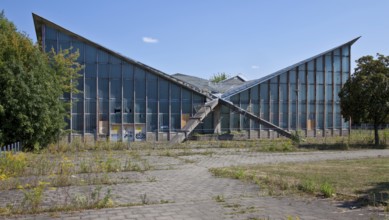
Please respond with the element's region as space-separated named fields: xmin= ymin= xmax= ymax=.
xmin=339 ymin=54 xmax=389 ymax=146
xmin=0 ymin=12 xmax=82 ymax=150
xmin=210 ymin=72 xmax=230 ymax=83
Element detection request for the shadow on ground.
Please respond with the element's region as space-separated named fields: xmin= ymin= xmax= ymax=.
xmin=337 ymin=182 xmax=389 ymax=209
xmin=299 ymin=143 xmax=388 ymax=150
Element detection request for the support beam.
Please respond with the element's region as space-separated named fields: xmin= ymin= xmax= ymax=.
xmin=219 ymin=99 xmax=294 ymax=139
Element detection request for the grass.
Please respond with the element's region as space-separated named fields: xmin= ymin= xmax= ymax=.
xmin=210 ymin=157 xmax=389 ymax=205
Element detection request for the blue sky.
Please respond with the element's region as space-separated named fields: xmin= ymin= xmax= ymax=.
xmin=2 ymin=0 xmax=389 ymax=80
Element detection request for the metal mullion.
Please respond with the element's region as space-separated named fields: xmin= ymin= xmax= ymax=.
xmin=348 ymin=45 xmax=352 ymax=135
xmin=156 ymin=77 xmax=160 ymax=141
xmin=132 ymin=65 xmax=136 ymax=142
xmin=314 ymin=59 xmax=318 ymax=137
xmin=248 ymin=88 xmax=252 ymax=139
xmin=168 ymin=83 xmax=171 ymax=140
xmin=296 ymin=67 xmax=299 ymax=133
xmin=287 ymin=71 xmax=290 ymax=131
xmin=63 ymin=30 xmax=72 ymax=142
xmin=268 ymin=80 xmax=271 ymax=138
xmin=305 ymin=63 xmax=308 ymax=136
xmin=121 ymin=62 xmax=124 ymax=141
xmin=82 ymin=43 xmax=86 ymax=142
xmin=332 ymin=51 xmax=335 ymax=135
xmin=258 ymin=84 xmax=261 ymax=138
xmin=108 ymin=58 xmax=111 ymax=140
xmin=339 ymin=47 xmax=343 ymax=136
xmin=145 ymin=71 xmax=148 ymax=141
xmin=277 ymin=75 xmax=281 ymax=138
xmin=180 ymin=85 xmax=183 ymax=132
xmin=323 ymin=56 xmax=327 ymax=137
xmin=96 ymin=52 xmax=99 ymax=141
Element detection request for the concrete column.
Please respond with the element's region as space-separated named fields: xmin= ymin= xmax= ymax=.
xmin=213 ymin=104 xmax=221 ymax=134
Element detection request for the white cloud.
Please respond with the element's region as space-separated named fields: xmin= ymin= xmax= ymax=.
xmin=251 ymin=65 xmax=259 ymax=69
xmin=142 ymin=37 xmax=159 ymax=43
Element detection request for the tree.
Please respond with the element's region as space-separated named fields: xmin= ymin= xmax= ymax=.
xmin=210 ymin=72 xmax=230 ymax=83
xmin=0 ymin=12 xmax=82 ymax=150
xmin=339 ymin=54 xmax=389 ymax=146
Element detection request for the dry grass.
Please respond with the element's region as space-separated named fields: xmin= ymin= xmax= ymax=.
xmin=210 ymin=157 xmax=389 ymax=204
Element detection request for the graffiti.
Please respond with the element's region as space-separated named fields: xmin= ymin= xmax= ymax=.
xmin=135 ymin=132 xmax=146 ymax=140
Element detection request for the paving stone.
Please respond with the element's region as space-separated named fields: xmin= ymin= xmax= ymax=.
xmin=1 ymin=149 xmax=389 ymax=219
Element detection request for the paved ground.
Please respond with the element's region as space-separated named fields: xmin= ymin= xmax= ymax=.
xmin=2 ymin=149 xmax=389 ymax=220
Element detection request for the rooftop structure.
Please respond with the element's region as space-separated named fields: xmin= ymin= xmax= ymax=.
xmin=33 ymin=13 xmax=359 ymax=142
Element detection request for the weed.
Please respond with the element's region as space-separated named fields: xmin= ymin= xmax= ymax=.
xmin=320 ymin=182 xmax=335 ymax=198
xmin=20 ymin=181 xmax=49 ymax=213
xmin=214 ymin=195 xmax=225 ymax=202
xmin=140 ymin=193 xmax=149 ymax=204
xmin=0 ymin=152 xmax=27 ymax=179
xmin=298 ymin=179 xmax=316 ymax=194
xmin=147 ymin=176 xmax=157 ymax=182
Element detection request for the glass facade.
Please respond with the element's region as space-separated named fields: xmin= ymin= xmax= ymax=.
xmin=37 ymin=15 xmax=355 ymax=141
xmin=43 ymin=25 xmax=206 ymax=142
xmin=223 ymin=44 xmax=351 ymax=137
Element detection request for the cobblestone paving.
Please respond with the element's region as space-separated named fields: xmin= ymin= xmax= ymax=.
xmin=2 ymin=149 xmax=389 ymax=220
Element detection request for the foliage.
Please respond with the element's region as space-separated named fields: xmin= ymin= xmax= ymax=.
xmin=339 ymin=54 xmax=389 ymax=145
xmin=0 ymin=152 xmax=27 ymax=179
xmin=0 ymin=12 xmax=82 ymax=149
xmin=210 ymin=72 xmax=230 ymax=83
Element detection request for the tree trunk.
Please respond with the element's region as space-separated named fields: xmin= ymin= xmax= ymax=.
xmin=374 ymin=124 xmax=380 ymax=146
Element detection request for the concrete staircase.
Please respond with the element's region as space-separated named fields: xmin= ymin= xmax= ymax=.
xmin=169 ymin=98 xmax=294 ymax=144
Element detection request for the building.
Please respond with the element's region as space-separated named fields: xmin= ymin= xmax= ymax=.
xmin=33 ymin=14 xmax=359 ymax=143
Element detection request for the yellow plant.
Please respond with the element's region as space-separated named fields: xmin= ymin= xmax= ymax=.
xmin=0 ymin=152 xmax=27 ymax=178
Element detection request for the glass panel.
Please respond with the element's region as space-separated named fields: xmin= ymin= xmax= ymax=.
xmin=289 ymin=70 xmax=296 ymax=83
xmin=123 ymin=79 xmax=133 ymax=100
xmin=171 ymin=84 xmax=181 ymax=100
xmin=316 ymin=57 xmax=323 ymax=72
xmin=342 ymin=56 xmax=350 ymax=74
xmin=72 ymin=99 xmax=83 ymax=114
xmin=171 ymin=114 xmax=181 ymax=130
xmin=110 ymin=55 xmax=121 ymax=64
xmin=147 ymin=114 xmax=157 ymax=132
xmin=159 ymin=113 xmax=169 ymax=131
xmin=85 ymin=78 xmax=96 ymax=99
xmin=123 ymin=113 xmax=133 ymax=123
xmin=85 ymin=114 xmax=96 ymax=133
xmin=98 ymin=64 xmax=109 ymax=78
xmin=280 ymin=72 xmax=287 ymax=83
xmin=171 ymin=101 xmax=180 ymax=114
xmin=72 ymin=41 xmax=84 ymax=63
xmin=98 ymin=79 xmax=109 ymax=99
xmin=159 ymin=79 xmax=169 ymax=100
xmin=111 ymin=64 xmax=121 ymax=78
xmin=45 ymin=26 xmax=57 ymax=40
xmin=182 ymin=89 xmax=191 ymax=113
xmin=147 ymin=101 xmax=157 ymax=114
xmin=123 ymin=63 xmax=134 ymax=79
xmin=110 ymin=100 xmax=121 ymax=113
xmin=98 ymin=51 xmax=109 ymax=64
xmin=111 ymin=79 xmax=121 ymax=99
xmin=342 ymin=45 xmax=349 ymax=56
xmin=72 ymin=114 xmax=83 ymax=132
xmin=110 ymin=113 xmax=121 ymax=123
xmin=85 ymin=63 xmax=97 ymax=78
xmin=135 ymin=113 xmax=146 ymax=123
xmin=85 ymin=100 xmax=96 ymax=114
xmin=325 ymin=54 xmax=332 ymax=83
xmin=98 ymin=99 xmax=109 ymax=114
xmin=85 ymin=44 xmax=97 ymax=63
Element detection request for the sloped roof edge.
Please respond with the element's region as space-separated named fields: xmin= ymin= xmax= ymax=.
xmin=32 ymin=13 xmax=212 ymax=99
xmin=221 ymin=37 xmax=361 ymax=99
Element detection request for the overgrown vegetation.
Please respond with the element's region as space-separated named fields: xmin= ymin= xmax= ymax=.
xmin=339 ymin=53 xmax=389 ymax=146
xmin=209 ymin=72 xmax=231 ymax=83
xmin=210 ymin=157 xmax=389 ymax=206
xmin=0 ymin=11 xmax=82 ymax=150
